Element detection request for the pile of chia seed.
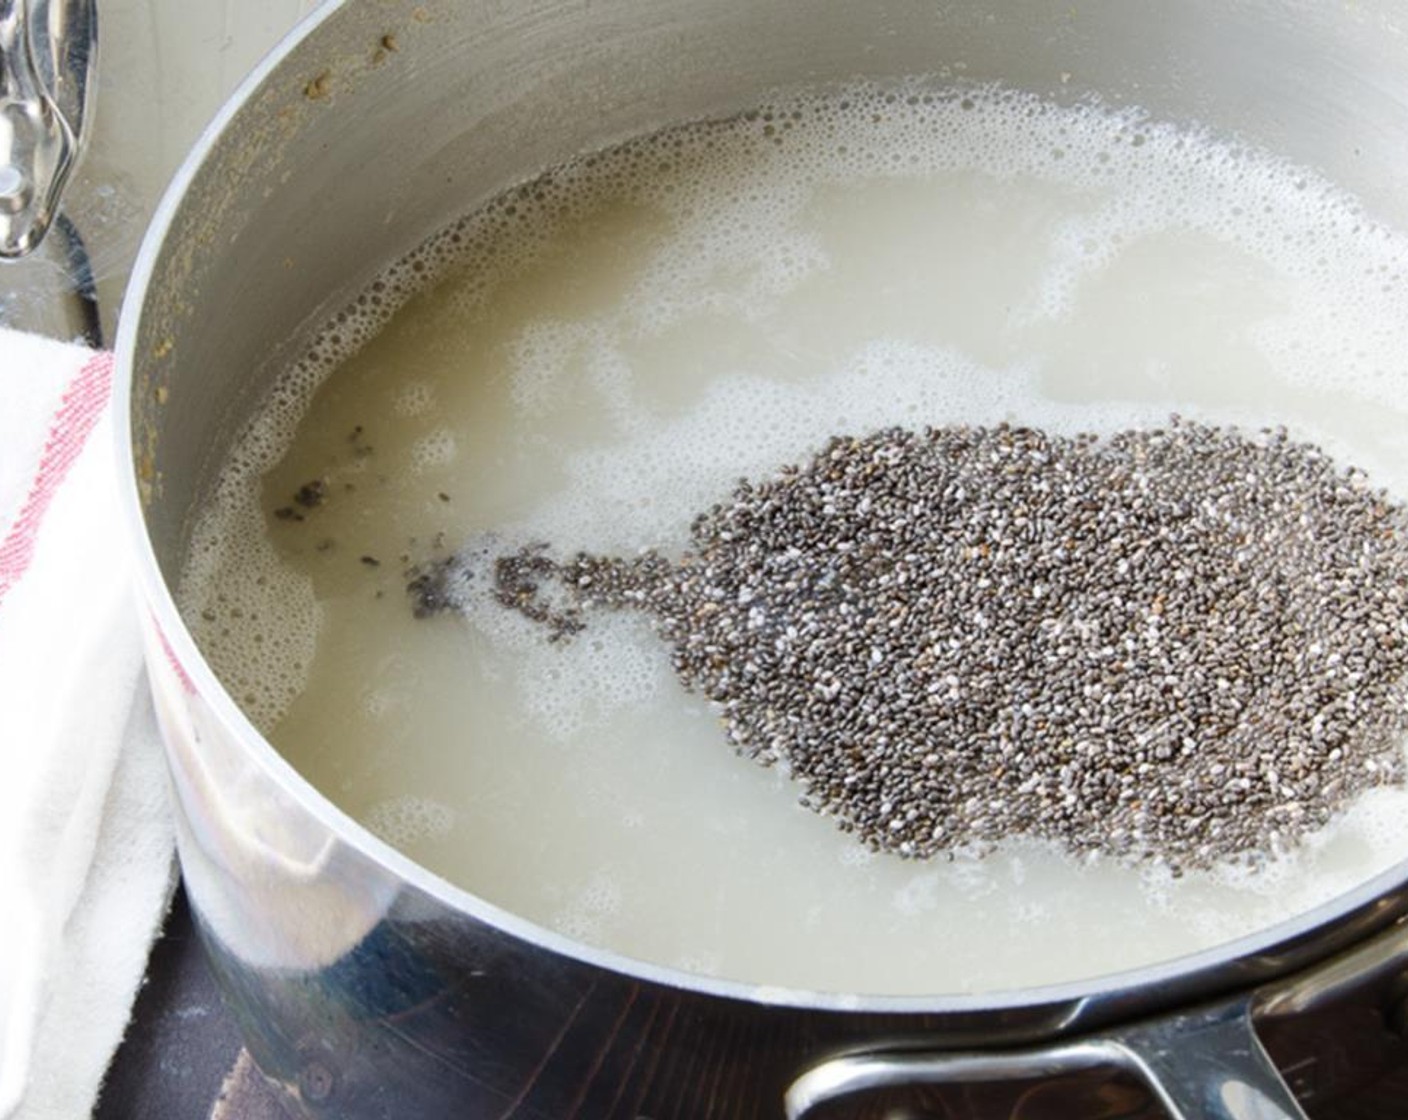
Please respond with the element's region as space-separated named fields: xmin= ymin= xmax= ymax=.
xmin=410 ymin=419 xmax=1408 ymax=869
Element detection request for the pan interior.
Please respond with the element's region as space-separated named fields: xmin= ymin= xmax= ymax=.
xmin=132 ymin=0 xmax=1408 ymax=997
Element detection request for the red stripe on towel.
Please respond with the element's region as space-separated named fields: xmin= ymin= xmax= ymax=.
xmin=0 ymin=352 xmax=114 ymax=608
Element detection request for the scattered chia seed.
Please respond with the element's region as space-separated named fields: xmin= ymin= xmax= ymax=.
xmin=294 ymin=479 xmax=329 ymax=508
xmin=407 ymin=555 xmax=465 ymax=618
xmin=348 ymin=424 xmax=375 ymax=459
xmin=411 ymin=419 xmax=1408 ymax=870
xmin=360 ymin=554 xmax=381 ymax=568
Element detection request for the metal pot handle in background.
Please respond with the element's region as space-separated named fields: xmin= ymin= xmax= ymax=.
xmin=0 ymin=0 xmax=96 ymax=259
xmin=787 ymin=919 xmax=1408 ymax=1120
xmin=786 ymin=998 xmax=1305 ymax=1120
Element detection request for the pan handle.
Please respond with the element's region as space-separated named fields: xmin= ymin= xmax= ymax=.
xmin=785 ymin=995 xmax=1308 ymax=1120
xmin=1110 ymin=999 xmax=1308 ymax=1120
xmin=0 ymin=0 xmax=97 ymax=258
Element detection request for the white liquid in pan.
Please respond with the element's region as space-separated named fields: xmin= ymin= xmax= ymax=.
xmin=180 ymin=82 xmax=1408 ymax=996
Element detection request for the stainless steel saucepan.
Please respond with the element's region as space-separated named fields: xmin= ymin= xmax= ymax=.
xmin=115 ymin=2 xmax=1408 ymax=1116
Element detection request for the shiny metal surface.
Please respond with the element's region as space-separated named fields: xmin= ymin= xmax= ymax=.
xmin=0 ymin=0 xmax=320 ymax=343
xmin=0 ymin=0 xmax=95 ymax=257
xmin=116 ymin=1 xmax=1408 ymax=1116
xmin=785 ymin=921 xmax=1408 ymax=1119
xmin=786 ymin=1002 xmax=1307 ymax=1120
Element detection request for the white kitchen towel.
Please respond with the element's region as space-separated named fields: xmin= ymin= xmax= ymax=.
xmin=0 ymin=328 xmax=176 ymax=1120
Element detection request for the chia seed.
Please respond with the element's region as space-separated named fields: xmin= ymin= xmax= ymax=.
xmin=412 ymin=419 xmax=1408 ymax=870
xmin=294 ymin=479 xmax=329 ymax=508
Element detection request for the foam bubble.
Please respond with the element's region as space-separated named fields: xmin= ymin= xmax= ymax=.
xmin=410 ymin=428 xmax=458 ymax=471
xmin=456 ymin=576 xmax=676 ymax=741
xmin=552 ymin=871 xmax=626 ymax=940
xmin=179 ymin=495 xmax=318 ymax=731
xmin=365 ymin=795 xmax=455 ymax=847
xmin=393 ymin=380 xmax=435 ymax=417
xmin=509 ymin=321 xmax=592 ymax=412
